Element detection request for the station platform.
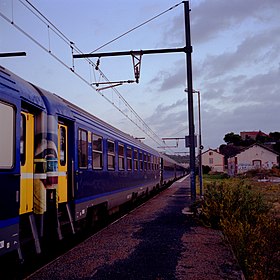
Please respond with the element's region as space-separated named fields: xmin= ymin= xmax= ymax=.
xmin=26 ymin=176 xmax=244 ymax=280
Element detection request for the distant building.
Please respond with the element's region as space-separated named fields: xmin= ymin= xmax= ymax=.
xmin=201 ymin=149 xmax=224 ymax=173
xmin=228 ymin=144 xmax=279 ymax=176
xmin=240 ymin=131 xmax=268 ymax=140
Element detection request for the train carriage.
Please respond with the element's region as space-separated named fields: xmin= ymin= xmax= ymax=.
xmin=64 ymin=97 xmax=161 ymax=221
xmin=0 ymin=65 xmax=47 ymax=256
xmin=160 ymin=153 xmax=186 ymax=184
xmin=0 ymin=65 xmax=187 ymax=260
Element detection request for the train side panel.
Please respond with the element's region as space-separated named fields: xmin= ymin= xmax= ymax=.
xmin=71 ymin=116 xmax=160 ymax=220
xmin=0 ymin=96 xmax=20 ymax=256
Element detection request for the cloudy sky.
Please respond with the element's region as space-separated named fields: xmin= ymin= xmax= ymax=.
xmin=1 ymin=0 xmax=280 ymax=153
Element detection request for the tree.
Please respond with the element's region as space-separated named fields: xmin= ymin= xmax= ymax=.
xmin=219 ymin=144 xmax=243 ymax=158
xmin=269 ymin=132 xmax=280 ymax=142
xmin=223 ymin=132 xmax=242 ymax=145
xmin=256 ymin=132 xmax=270 ymax=144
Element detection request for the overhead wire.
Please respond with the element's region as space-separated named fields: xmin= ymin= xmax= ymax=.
xmin=20 ymin=0 xmax=72 ymax=45
xmin=1 ymin=0 xmax=183 ymax=152
xmin=90 ymin=2 xmax=183 ymax=53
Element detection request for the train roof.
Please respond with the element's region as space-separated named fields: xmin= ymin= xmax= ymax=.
xmin=32 ymin=85 xmax=74 ymax=121
xmin=0 ymin=65 xmax=46 ymax=110
xmin=160 ymin=153 xmax=187 ymax=168
xmin=0 ymin=65 xmax=190 ymax=163
xmin=53 ymin=93 xmax=159 ymax=154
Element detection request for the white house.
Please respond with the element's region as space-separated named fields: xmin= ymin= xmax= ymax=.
xmin=201 ymin=149 xmax=224 ymax=173
xmin=228 ymin=144 xmax=279 ymax=176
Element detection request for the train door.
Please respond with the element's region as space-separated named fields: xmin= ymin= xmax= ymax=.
xmin=57 ymin=123 xmax=68 ymax=203
xmin=20 ymin=112 xmax=34 ymax=215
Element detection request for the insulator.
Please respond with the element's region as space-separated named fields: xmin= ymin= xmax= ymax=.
xmin=95 ymin=58 xmax=100 ymax=70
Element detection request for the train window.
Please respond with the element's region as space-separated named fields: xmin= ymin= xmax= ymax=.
xmin=92 ymin=133 xmax=103 ymax=169
xmin=0 ymin=102 xmax=15 ymax=169
xmin=127 ymin=146 xmax=132 ymax=170
xmin=134 ymin=149 xmax=138 ymax=171
xmin=20 ymin=113 xmax=26 ymax=166
xmin=118 ymin=143 xmax=124 ymax=170
xmin=78 ymin=129 xmax=88 ymax=168
xmin=155 ymin=157 xmax=158 ymax=170
xmin=144 ymin=153 xmax=147 ymax=170
xmin=148 ymin=154 xmax=151 ymax=170
xmin=139 ymin=151 xmax=143 ymax=170
xmin=60 ymin=126 xmax=66 ymax=166
xmin=107 ymin=140 xmax=115 ymax=170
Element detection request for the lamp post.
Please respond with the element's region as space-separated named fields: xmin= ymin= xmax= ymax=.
xmin=183 ymin=1 xmax=196 ymax=201
xmin=193 ymin=90 xmax=203 ymax=198
xmin=185 ymin=88 xmax=203 ymax=198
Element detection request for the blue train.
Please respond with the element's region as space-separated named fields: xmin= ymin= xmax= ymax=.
xmin=0 ymin=65 xmax=187 ymax=259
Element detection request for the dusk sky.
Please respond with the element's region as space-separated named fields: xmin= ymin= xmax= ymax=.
xmin=1 ymin=0 xmax=279 ymax=154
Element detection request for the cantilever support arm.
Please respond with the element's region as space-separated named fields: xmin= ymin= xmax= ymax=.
xmin=0 ymin=52 xmax=26 ymax=57
xmin=73 ymin=47 xmax=190 ymax=85
xmin=73 ymin=47 xmax=190 ymax=59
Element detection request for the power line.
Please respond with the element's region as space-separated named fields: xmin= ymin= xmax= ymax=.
xmin=90 ymin=2 xmax=183 ymax=53
xmin=1 ymin=0 xmax=181 ymax=152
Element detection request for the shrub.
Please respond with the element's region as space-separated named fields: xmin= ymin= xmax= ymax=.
xmin=202 ymin=165 xmax=211 ymax=174
xmin=199 ymin=181 xmax=280 ymax=279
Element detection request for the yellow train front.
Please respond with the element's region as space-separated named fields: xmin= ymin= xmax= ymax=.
xmin=1 ymin=65 xmax=176 ymax=260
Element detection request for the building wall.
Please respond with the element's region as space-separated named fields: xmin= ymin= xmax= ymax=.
xmin=227 ymin=157 xmax=237 ymax=176
xmin=228 ymin=145 xmax=279 ymax=175
xmin=240 ymin=131 xmax=267 ymax=140
xmin=202 ymin=149 xmax=224 ymax=173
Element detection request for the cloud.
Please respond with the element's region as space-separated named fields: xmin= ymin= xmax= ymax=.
xmin=147 ymin=98 xmax=186 ymax=121
xmin=162 ymin=0 xmax=280 ymax=46
xmin=231 ymin=67 xmax=280 ymax=104
xmin=200 ymin=27 xmax=280 ymax=79
xmin=3 ymin=0 xmax=280 ymax=151
xmin=200 ymin=98 xmax=280 ymax=148
xmin=145 ymin=98 xmax=188 ymax=137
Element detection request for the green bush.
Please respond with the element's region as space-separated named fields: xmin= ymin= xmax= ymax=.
xmin=199 ymin=181 xmax=280 ymax=279
xmin=202 ymin=165 xmax=211 ymax=174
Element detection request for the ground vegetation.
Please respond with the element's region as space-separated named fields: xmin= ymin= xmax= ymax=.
xmin=196 ymin=173 xmax=280 ymax=280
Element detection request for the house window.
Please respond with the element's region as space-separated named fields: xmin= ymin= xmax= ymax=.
xmin=92 ymin=133 xmax=103 ymax=169
xmin=118 ymin=143 xmax=124 ymax=170
xmin=252 ymin=160 xmax=261 ymax=169
xmin=209 ymin=158 xmax=213 ymax=164
xmin=78 ymin=129 xmax=88 ymax=168
xmin=209 ymin=151 xmax=213 ymax=156
xmin=107 ymin=140 xmax=115 ymax=170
